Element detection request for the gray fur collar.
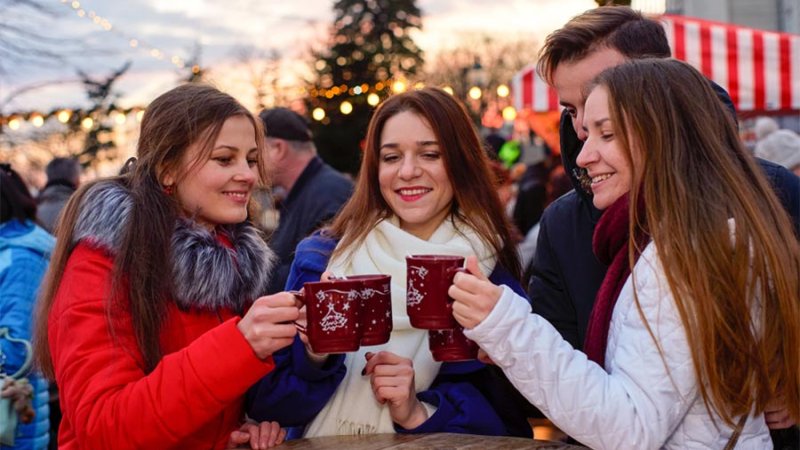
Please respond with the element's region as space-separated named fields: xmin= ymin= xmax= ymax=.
xmin=73 ymin=180 xmax=275 ymax=312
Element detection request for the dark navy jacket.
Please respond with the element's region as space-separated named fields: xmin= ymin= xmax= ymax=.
xmin=249 ymin=232 xmax=533 ymax=439
xmin=267 ymin=156 xmax=353 ymax=294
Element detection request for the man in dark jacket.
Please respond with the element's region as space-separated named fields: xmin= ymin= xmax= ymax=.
xmin=37 ymin=157 xmax=81 ymax=233
xmin=529 ymin=5 xmax=799 ymax=446
xmin=260 ymin=108 xmax=353 ymax=294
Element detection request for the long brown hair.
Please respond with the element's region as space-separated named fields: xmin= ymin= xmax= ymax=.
xmin=537 ymin=5 xmax=670 ymax=85
xmin=35 ymin=84 xmax=268 ymax=377
xmin=596 ymin=58 xmax=799 ymax=426
xmin=328 ymin=87 xmax=521 ymax=279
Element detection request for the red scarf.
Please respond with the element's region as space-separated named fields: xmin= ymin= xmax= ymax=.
xmin=584 ymin=193 xmax=649 ymax=368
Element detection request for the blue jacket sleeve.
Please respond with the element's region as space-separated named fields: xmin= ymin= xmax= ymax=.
xmin=247 ymin=232 xmax=347 ymax=426
xmin=0 ymin=251 xmax=48 ymax=376
xmin=395 ymin=267 xmax=533 ymax=437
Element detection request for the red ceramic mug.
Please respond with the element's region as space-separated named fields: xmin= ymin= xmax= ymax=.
xmin=293 ymin=278 xmax=364 ymax=354
xmin=343 ymin=274 xmax=393 ymax=346
xmin=406 ymin=255 xmax=466 ymax=330
xmin=428 ymin=327 xmax=479 ymax=362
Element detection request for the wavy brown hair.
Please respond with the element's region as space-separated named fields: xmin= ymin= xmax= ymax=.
xmin=34 ymin=83 xmax=268 ymax=376
xmin=537 ymin=5 xmax=670 ymax=85
xmin=328 ymin=87 xmax=521 ymax=279
xmin=595 ymin=58 xmax=799 ymax=426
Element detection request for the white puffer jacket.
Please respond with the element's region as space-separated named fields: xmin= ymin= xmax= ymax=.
xmin=465 ymin=241 xmax=772 ymax=449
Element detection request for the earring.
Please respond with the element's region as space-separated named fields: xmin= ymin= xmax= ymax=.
xmin=163 ymin=184 xmax=174 ymax=195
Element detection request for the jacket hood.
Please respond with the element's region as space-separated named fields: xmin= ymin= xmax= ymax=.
xmin=0 ymin=219 xmax=55 ymax=257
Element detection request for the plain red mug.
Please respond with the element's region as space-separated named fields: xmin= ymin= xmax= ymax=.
xmin=405 ymin=255 xmax=465 ymax=329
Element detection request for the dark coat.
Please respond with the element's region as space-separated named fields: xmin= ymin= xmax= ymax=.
xmin=267 ymin=156 xmax=352 ymax=294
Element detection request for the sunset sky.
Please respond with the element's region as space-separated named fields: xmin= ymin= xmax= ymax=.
xmin=2 ymin=0 xmax=662 ymax=113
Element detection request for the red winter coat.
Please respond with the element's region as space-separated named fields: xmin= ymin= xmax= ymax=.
xmin=48 ymin=243 xmax=275 ymax=449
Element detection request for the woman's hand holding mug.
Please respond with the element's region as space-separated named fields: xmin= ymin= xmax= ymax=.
xmin=363 ymin=351 xmax=428 ymax=430
xmin=237 ymin=292 xmax=300 ymax=359
xmin=449 ymin=256 xmax=503 ymax=330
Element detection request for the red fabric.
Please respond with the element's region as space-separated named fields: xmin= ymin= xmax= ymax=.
xmin=49 ymin=243 xmax=275 ymax=449
xmin=583 ymin=194 xmax=648 ymax=368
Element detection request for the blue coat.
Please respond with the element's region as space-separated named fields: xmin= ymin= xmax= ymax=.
xmin=248 ymin=232 xmax=533 ymax=439
xmin=0 ymin=220 xmax=53 ymax=450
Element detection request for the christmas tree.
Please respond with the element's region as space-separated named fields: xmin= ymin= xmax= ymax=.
xmin=308 ymin=0 xmax=423 ymax=174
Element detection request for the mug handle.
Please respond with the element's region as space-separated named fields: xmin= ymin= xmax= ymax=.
xmin=288 ymin=290 xmax=307 ymax=333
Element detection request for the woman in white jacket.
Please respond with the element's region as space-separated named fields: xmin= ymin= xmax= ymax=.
xmin=449 ymin=58 xmax=799 ymax=449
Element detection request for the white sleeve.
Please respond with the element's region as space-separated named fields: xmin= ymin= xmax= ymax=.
xmin=465 ymin=252 xmax=697 ymax=450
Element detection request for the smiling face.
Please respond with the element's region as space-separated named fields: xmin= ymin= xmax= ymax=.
xmin=165 ymin=115 xmax=259 ymax=229
xmin=576 ymin=86 xmax=634 ymax=210
xmin=552 ymin=47 xmax=628 ymax=141
xmin=378 ymin=110 xmax=454 ymax=240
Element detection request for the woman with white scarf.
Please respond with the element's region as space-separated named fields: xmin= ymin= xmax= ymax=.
xmin=248 ymin=88 xmax=532 ymax=439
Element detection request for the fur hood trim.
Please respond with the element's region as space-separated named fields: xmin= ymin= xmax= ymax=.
xmin=73 ymin=180 xmax=276 ymax=311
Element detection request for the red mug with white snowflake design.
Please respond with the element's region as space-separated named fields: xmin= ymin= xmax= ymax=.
xmin=405 ymin=255 xmax=466 ymax=329
xmin=293 ymin=278 xmax=364 ymax=354
xmin=342 ymin=274 xmax=393 ymax=346
xmin=428 ymin=326 xmax=479 ymax=361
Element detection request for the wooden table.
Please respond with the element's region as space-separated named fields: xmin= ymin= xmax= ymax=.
xmin=271 ymin=432 xmax=585 ymax=449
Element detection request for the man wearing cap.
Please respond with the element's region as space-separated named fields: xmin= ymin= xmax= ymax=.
xmin=259 ymin=107 xmax=353 ymax=294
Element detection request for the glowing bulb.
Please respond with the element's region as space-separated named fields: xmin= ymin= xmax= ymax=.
xmin=414 ymin=82 xmax=425 ymax=90
xmin=81 ymin=117 xmax=94 ymax=130
xmin=136 ymin=110 xmax=145 ymax=122
xmin=8 ymin=118 xmax=21 ymax=130
xmin=502 ymin=106 xmax=517 ymax=121
xmin=340 ymin=101 xmax=353 ymax=115
xmin=57 ymin=110 xmax=71 ymax=123
xmin=442 ymin=86 xmax=454 ymax=95
xmin=392 ymin=80 xmax=407 ymax=94
xmin=112 ymin=111 xmax=127 ymax=125
xmin=31 ymin=114 xmax=44 ymax=127
xmin=312 ymin=108 xmax=326 ymax=121
xmin=367 ymin=93 xmax=380 ymax=106
xmin=497 ymin=84 xmax=510 ymax=98
xmin=468 ymin=86 xmax=482 ymax=100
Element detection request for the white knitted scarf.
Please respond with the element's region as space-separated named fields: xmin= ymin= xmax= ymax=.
xmin=303 ymin=216 xmax=496 ymax=437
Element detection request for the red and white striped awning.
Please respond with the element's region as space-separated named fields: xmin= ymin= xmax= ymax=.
xmin=512 ymin=15 xmax=800 ymax=114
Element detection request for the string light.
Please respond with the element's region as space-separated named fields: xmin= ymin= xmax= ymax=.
xmin=57 ymin=1 xmax=186 ymax=69
xmin=442 ymin=86 xmax=454 ymax=95
xmin=502 ymin=106 xmax=517 ymax=121
xmin=8 ymin=117 xmax=21 ymax=130
xmin=468 ymin=86 xmax=482 ymax=100
xmin=80 ymin=117 xmax=94 ymax=130
xmin=339 ymin=101 xmax=353 ymax=115
xmin=31 ymin=114 xmax=45 ymax=127
xmin=367 ymin=93 xmax=380 ymax=106
xmin=312 ymin=108 xmax=326 ymax=121
xmin=496 ymin=84 xmax=510 ymax=98
xmin=57 ymin=110 xmax=72 ymax=123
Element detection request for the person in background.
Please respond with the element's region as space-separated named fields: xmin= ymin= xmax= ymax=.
xmin=248 ymin=88 xmax=531 ymax=439
xmin=1 ymin=163 xmax=53 ymax=450
xmin=754 ymin=117 xmax=800 ymax=176
xmin=36 ymin=158 xmax=81 ymax=234
xmin=33 ymin=84 xmax=297 ymax=450
xmin=451 ymin=58 xmax=800 ymax=449
xmin=259 ymin=108 xmax=353 ymax=294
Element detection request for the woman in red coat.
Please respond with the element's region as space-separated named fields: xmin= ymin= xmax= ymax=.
xmin=33 ymin=84 xmax=299 ymax=449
